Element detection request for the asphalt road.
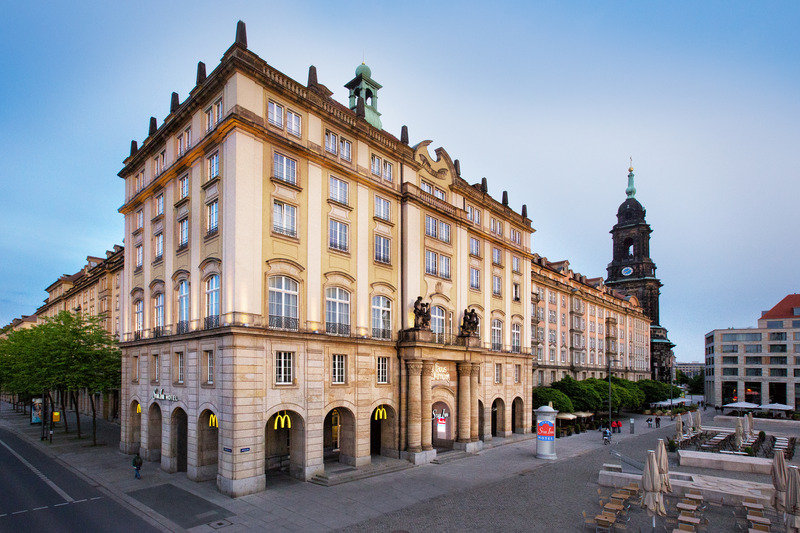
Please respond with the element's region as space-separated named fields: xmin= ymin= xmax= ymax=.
xmin=0 ymin=427 xmax=161 ymax=533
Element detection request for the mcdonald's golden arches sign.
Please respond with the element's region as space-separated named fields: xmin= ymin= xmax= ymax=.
xmin=274 ymin=411 xmax=291 ymax=429
xmin=374 ymin=405 xmax=387 ymax=420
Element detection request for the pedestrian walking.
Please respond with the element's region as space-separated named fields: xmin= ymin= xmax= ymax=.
xmin=655 ymin=416 xmax=661 ymax=428
xmin=132 ymin=453 xmax=143 ymax=479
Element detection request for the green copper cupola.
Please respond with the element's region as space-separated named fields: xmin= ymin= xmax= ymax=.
xmin=345 ymin=62 xmax=382 ymax=129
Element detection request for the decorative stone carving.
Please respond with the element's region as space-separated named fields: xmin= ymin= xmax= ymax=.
xmin=460 ymin=308 xmax=479 ymax=336
xmin=413 ymin=296 xmax=431 ymax=330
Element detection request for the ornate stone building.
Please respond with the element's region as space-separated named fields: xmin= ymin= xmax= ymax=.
xmin=605 ymin=166 xmax=674 ymax=381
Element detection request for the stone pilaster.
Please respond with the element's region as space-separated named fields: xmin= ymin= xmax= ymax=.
xmin=470 ymin=363 xmax=480 ymax=442
xmin=406 ymin=361 xmax=422 ymax=453
xmin=421 ymin=361 xmax=433 ymax=451
xmin=457 ymin=362 xmax=471 ymax=443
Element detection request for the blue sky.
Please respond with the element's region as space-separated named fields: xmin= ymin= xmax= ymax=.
xmin=1 ymin=1 xmax=798 ymax=362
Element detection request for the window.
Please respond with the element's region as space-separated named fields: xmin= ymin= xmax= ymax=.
xmin=770 ymin=368 xmax=788 ymax=377
xmin=372 ymin=296 xmax=392 ymax=340
xmin=268 ymin=276 xmax=299 ymax=330
xmin=206 ymin=98 xmax=222 ymax=130
xmin=431 ymin=306 xmax=446 ymax=335
xmin=721 ymin=345 xmax=738 ymax=353
xmin=375 ymin=196 xmax=390 ymax=221
xmin=177 ymin=280 xmax=189 ymax=333
xmin=152 ymin=232 xmax=163 ymax=261
xmin=466 ymin=205 xmax=481 ymax=225
xmin=207 ymin=152 xmax=219 ymax=180
xmin=377 ymin=356 xmax=389 ymax=384
xmin=470 ymin=267 xmax=480 ymax=290
xmin=325 ymin=131 xmax=338 ymax=154
xmin=275 ymin=351 xmax=293 ymax=384
xmin=286 ymin=110 xmax=301 ymax=137
xmin=512 ymin=256 xmax=520 ymax=273
xmin=434 ymin=187 xmax=445 ymax=201
xmin=770 ymin=332 xmax=787 ymax=341
xmin=179 ymin=175 xmax=189 ymax=199
xmin=425 ymin=250 xmax=438 ymax=276
xmin=329 ymin=219 xmax=349 ymax=252
xmin=136 ymin=210 xmax=143 ymax=230
xmin=494 ymin=363 xmax=502 ymax=383
xmin=767 ymin=320 xmax=784 ymax=329
xmin=175 ymin=352 xmax=185 ymax=384
xmin=722 ymin=356 xmax=738 ymax=364
xmin=177 ymin=127 xmax=191 ymax=155
xmin=439 ymin=221 xmax=451 ymax=243
xmin=273 ymin=153 xmax=297 ymax=185
xmin=273 ymin=201 xmax=297 ymax=238
xmin=152 ymin=354 xmax=160 ymax=383
xmin=153 ymin=293 xmax=164 ymax=334
xmin=549 ymin=347 xmax=555 ymax=362
xmin=156 ymin=194 xmax=164 ymax=216
xmin=135 ymin=245 xmax=143 ymax=268
xmin=329 ymin=176 xmax=348 ymax=204
xmin=425 ymin=215 xmax=438 ymax=238
xmin=340 ymin=138 xmax=352 ymax=161
xmin=383 ymin=161 xmax=393 ymax=182
xmin=745 ymin=367 xmax=762 ymax=376
xmin=493 ymin=275 xmax=502 ymax=296
xmin=204 ymin=350 xmax=214 ymax=384
xmin=722 ymin=367 xmax=738 ymax=376
xmin=512 ymin=324 xmax=521 ymax=353
xmin=510 ymin=228 xmax=522 ymax=245
xmin=470 ymin=237 xmax=480 ymax=256
xmin=491 ymin=319 xmax=502 ymax=351
xmin=326 ymin=287 xmax=350 ymax=335
xmin=375 ymin=234 xmax=390 ymax=264
xmin=207 ymin=200 xmax=218 ymax=235
xmin=371 ymin=154 xmax=381 ymax=176
xmin=132 ymin=355 xmax=139 ymax=381
xmin=492 ymin=247 xmax=502 ymax=265
xmin=332 ymin=354 xmax=346 ymax=384
xmin=770 ymin=356 xmax=788 ymax=365
xmin=420 ymin=181 xmax=433 ymax=195
xmin=745 ymin=356 xmax=762 ymax=365
xmin=153 ymin=151 xmax=166 ymax=176
xmin=268 ymin=101 xmax=284 ymax=127
xmin=491 ymin=218 xmax=503 ymax=236
xmin=721 ymin=332 xmax=763 ymax=342
xmin=439 ymin=255 xmax=451 ymax=279
xmin=770 ymin=344 xmax=788 ymax=353
xmin=205 ymin=275 xmax=220 ymax=328
xmin=178 ymin=218 xmax=189 ymax=248
xmin=134 ymin=300 xmax=143 ymax=334
xmin=514 ymin=364 xmax=521 ymax=383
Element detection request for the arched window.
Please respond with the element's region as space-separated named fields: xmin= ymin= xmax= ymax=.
xmin=133 ymin=300 xmax=143 ymax=339
xmin=205 ymin=275 xmax=220 ymax=329
xmin=371 ymin=296 xmax=391 ymax=340
xmin=269 ymin=276 xmax=298 ymax=330
xmin=511 ymin=323 xmax=521 ymax=353
xmin=325 ymin=287 xmax=350 ymax=335
xmin=153 ymin=293 xmax=164 ymax=336
xmin=491 ymin=319 xmax=503 ymax=351
xmin=177 ymin=280 xmax=189 ymax=333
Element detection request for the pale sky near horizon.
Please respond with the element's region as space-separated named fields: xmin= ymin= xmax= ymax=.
xmin=1 ymin=1 xmax=798 ymax=363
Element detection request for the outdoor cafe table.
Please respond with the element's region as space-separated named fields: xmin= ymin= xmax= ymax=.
xmin=685 ymin=493 xmax=703 ymax=502
xmin=678 ymin=514 xmax=701 ymax=526
xmin=677 ymin=502 xmax=698 ymax=513
xmin=595 ymin=514 xmax=615 ymax=527
xmin=604 ymin=502 xmax=624 ymax=513
xmin=611 ymin=492 xmax=630 ymax=501
xmin=747 ymin=515 xmax=770 ymax=526
xmin=742 ymin=501 xmax=764 ymax=511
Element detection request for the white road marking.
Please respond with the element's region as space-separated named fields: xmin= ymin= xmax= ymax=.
xmin=74 ymin=499 xmax=87 ymax=503
xmin=11 ymin=510 xmax=27 ymax=515
xmin=0 ymin=438 xmax=74 ymax=503
xmin=32 ymin=507 xmax=48 ymax=511
xmin=1 ymin=497 xmax=106 ymax=519
xmin=54 ymin=502 xmax=69 ymax=507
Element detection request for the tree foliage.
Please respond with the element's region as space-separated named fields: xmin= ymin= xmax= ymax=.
xmin=531 ymin=387 xmax=574 ymax=413
xmin=688 ymin=370 xmax=705 ymax=395
xmin=551 ymin=376 xmax=603 ymax=411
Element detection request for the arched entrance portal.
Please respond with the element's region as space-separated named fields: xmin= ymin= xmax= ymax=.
xmin=478 ymin=400 xmax=485 ymax=440
xmin=491 ymin=398 xmax=506 ymax=437
xmin=370 ymin=404 xmax=397 ymax=457
xmin=512 ymin=397 xmax=524 ymax=434
xmin=195 ymin=410 xmax=219 ymax=481
xmin=324 ymin=407 xmax=356 ymax=466
xmin=128 ymin=400 xmax=141 ymax=453
xmin=265 ymin=410 xmax=306 ymax=480
xmin=431 ymin=401 xmax=453 ymax=449
xmin=171 ymin=407 xmax=188 ymax=473
xmin=147 ymin=403 xmax=162 ymax=461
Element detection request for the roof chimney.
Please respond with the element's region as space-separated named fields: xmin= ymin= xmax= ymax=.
xmin=130 ymin=140 xmax=138 ymax=157
xmin=307 ymin=65 xmax=318 ymax=87
xmin=502 ymin=191 xmax=509 ymax=206
xmin=454 ymin=159 xmax=461 ymax=176
xmin=480 ymin=177 xmax=488 ymax=193
xmin=148 ymin=117 xmax=157 ymax=136
xmin=401 ymin=125 xmax=409 ymax=145
xmin=521 ymin=204 xmax=528 ymax=218
xmin=235 ymin=20 xmax=247 ymax=48
xmin=170 ymin=92 xmax=179 ymax=113
xmin=196 ymin=61 xmax=207 ymax=85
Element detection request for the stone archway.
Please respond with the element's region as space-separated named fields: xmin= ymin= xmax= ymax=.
xmin=171 ymin=407 xmax=189 ymax=473
xmin=324 ymin=407 xmax=356 ymax=466
xmin=491 ymin=398 xmax=506 ymax=437
xmin=265 ymin=410 xmax=306 ymax=480
xmin=147 ymin=403 xmax=162 ymax=461
xmin=513 ymin=396 xmax=524 ymax=434
xmin=431 ymin=400 xmax=454 ymax=449
xmin=194 ymin=409 xmax=218 ymax=481
xmin=128 ymin=400 xmax=141 ymax=454
xmin=370 ymin=404 xmax=398 ymax=458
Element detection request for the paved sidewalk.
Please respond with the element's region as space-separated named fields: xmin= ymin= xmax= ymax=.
xmin=0 ymin=402 xmax=707 ymax=532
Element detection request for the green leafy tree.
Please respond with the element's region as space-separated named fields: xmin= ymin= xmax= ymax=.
xmin=551 ymin=376 xmax=603 ymax=411
xmin=635 ymin=379 xmax=672 ymax=404
xmin=675 ymin=369 xmax=691 ymax=386
xmin=688 ymin=370 xmax=705 ymax=395
xmin=531 ymin=387 xmax=574 ymax=413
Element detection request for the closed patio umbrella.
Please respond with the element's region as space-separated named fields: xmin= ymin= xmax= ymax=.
xmin=734 ymin=418 xmax=744 ymax=450
xmin=743 ymin=414 xmax=750 ymax=437
xmin=685 ymin=410 xmax=694 ymax=431
xmin=675 ymin=414 xmax=683 ymax=441
xmin=695 ymin=410 xmax=702 ymax=432
xmin=786 ymin=466 xmax=800 ymax=533
xmin=642 ymin=449 xmax=666 ymax=530
xmin=772 ymin=448 xmax=789 ymax=514
xmin=749 ymin=411 xmax=755 ymax=435
xmin=656 ymin=439 xmax=672 ymax=493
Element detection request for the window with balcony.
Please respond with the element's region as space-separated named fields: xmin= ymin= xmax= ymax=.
xmin=326 ymin=287 xmax=350 ymax=336
xmin=329 ymin=176 xmax=348 ymax=205
xmin=273 ymin=200 xmax=297 ymax=237
xmin=177 ymin=280 xmax=189 ymax=334
xmin=329 ymin=219 xmax=348 ymax=252
xmin=470 ymin=267 xmax=480 ymax=290
xmin=268 ymin=276 xmax=299 ymax=331
xmin=371 ymin=296 xmax=391 ymax=340
xmin=491 ymin=319 xmax=503 ymax=351
xmin=273 ymin=153 xmax=297 ymax=185
xmin=207 ymin=200 xmax=218 ymax=235
xmin=375 ymin=196 xmax=390 ymax=221
xmin=204 ymin=275 xmax=220 ymax=329
xmin=134 ymin=300 xmax=143 ymax=338
xmin=375 ymin=234 xmax=390 ymax=264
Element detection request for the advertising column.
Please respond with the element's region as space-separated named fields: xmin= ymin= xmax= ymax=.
xmin=535 ymin=405 xmax=558 ymax=460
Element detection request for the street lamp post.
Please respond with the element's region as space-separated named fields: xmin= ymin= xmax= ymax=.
xmin=608 ymin=357 xmax=621 ymax=429
xmin=669 ymin=356 xmax=674 ymax=412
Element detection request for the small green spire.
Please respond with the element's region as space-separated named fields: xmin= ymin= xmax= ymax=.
xmin=626 ymin=158 xmax=636 ymax=198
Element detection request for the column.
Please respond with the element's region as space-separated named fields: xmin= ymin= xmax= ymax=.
xmin=421 ymin=361 xmax=433 ymax=451
xmin=470 ymin=363 xmax=480 ymax=442
xmin=457 ymin=362 xmax=471 ymax=443
xmin=406 ymin=361 xmax=422 ymax=453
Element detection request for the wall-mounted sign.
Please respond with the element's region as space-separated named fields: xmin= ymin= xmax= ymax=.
xmin=437 ymin=417 xmax=447 ymax=435
xmin=432 ymin=363 xmax=450 ymax=384
xmin=240 ymin=447 xmax=250 ymax=453
xmin=374 ymin=406 xmax=387 ymax=420
xmin=537 ymin=420 xmax=555 ymax=442
xmin=223 ymin=447 xmax=232 ymax=453
xmin=209 ymin=413 xmax=218 ymax=428
xmin=152 ymin=388 xmax=178 ymax=402
xmin=274 ymin=411 xmax=291 ymax=429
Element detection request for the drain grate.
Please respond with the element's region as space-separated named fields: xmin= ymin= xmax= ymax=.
xmin=209 ymin=519 xmax=232 ymax=529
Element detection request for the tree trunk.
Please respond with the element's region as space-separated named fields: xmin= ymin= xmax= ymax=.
xmin=72 ymin=391 xmax=82 ymax=438
xmin=60 ymin=390 xmax=69 ymax=433
xmin=89 ymin=393 xmax=97 ymax=447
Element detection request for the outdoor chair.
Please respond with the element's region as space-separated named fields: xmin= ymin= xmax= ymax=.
xmin=677 ymin=524 xmax=695 ymax=532
xmin=751 ymin=524 xmax=770 ymax=532
xmin=582 ymin=510 xmax=596 ymax=530
xmin=595 ymin=517 xmax=613 ymax=533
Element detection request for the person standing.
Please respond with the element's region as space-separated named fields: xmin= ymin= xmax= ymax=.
xmin=132 ymin=453 xmax=143 ymax=479
xmin=655 ymin=416 xmax=661 ymax=428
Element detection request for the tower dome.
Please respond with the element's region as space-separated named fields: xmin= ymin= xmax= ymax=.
xmin=355 ymin=62 xmax=371 ymax=78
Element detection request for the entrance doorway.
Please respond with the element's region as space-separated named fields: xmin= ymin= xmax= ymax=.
xmin=265 ymin=410 xmax=306 ymax=480
xmin=147 ymin=403 xmax=162 ymax=461
xmin=196 ymin=410 xmax=218 ymax=481
xmin=512 ymin=397 xmax=524 ymax=434
xmin=478 ymin=400 xmax=485 ymax=440
xmin=324 ymin=408 xmax=356 ymax=465
xmin=370 ymin=404 xmax=396 ymax=457
xmin=172 ymin=407 xmax=188 ymax=472
xmin=491 ymin=398 xmax=506 ymax=437
xmin=129 ymin=400 xmax=141 ymax=453
xmin=431 ymin=401 xmax=453 ymax=449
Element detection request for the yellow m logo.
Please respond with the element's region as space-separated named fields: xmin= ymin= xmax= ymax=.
xmin=209 ymin=414 xmax=218 ymax=428
xmin=136 ymin=404 xmax=141 ymax=414
xmin=374 ymin=406 xmax=387 ymax=420
xmin=274 ymin=412 xmax=291 ymax=429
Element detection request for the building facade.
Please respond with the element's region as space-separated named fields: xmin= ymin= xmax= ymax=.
xmin=117 ymin=22 xmax=650 ymax=497
xmin=705 ymin=294 xmax=800 ymax=409
xmin=605 ymin=166 xmax=674 ymax=381
xmin=675 ymin=361 xmax=703 ymax=379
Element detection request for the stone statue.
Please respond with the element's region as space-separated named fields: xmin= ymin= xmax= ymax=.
xmin=413 ymin=296 xmax=431 ymax=330
xmin=460 ymin=308 xmax=479 ymax=336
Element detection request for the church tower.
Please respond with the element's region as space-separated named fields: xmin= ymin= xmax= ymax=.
xmin=345 ymin=62 xmax=382 ymax=129
xmin=605 ymin=164 xmax=674 ymax=381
